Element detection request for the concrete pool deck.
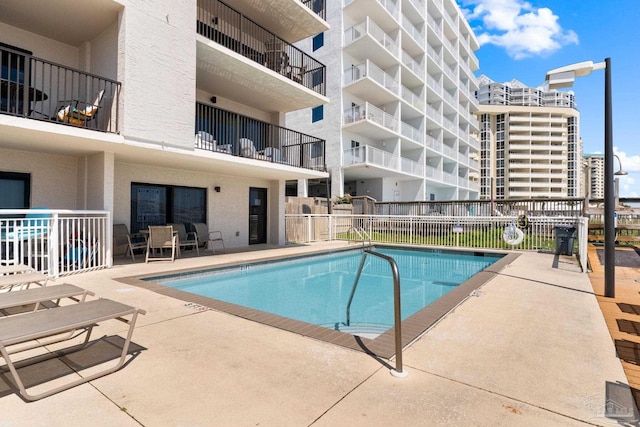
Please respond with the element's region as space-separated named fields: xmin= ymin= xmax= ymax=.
xmin=0 ymin=242 xmax=637 ymax=426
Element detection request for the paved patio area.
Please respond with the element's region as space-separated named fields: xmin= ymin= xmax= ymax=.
xmin=0 ymin=242 xmax=637 ymax=426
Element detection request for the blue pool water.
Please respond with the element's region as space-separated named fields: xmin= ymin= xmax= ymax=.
xmin=150 ymin=247 xmax=501 ymax=331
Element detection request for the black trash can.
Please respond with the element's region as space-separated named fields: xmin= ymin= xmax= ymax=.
xmin=555 ymin=225 xmax=576 ymax=255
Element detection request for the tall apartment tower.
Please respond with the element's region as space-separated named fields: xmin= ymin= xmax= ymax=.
xmin=583 ymin=154 xmax=605 ymax=199
xmin=287 ymin=0 xmax=481 ymax=202
xmin=475 ymin=76 xmax=581 ymax=199
xmin=0 ymin=0 xmax=329 ymax=248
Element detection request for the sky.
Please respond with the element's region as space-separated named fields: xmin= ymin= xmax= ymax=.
xmin=457 ymin=0 xmax=640 ymax=197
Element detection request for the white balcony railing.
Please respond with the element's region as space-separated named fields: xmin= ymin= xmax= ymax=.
xmin=400 ymin=121 xmax=424 ymax=144
xmin=344 ymin=60 xmax=399 ymax=95
xmin=401 ymin=50 xmax=424 ymax=78
xmin=401 ymin=85 xmax=424 ymax=111
xmin=401 ymin=15 xmax=424 ymax=43
xmin=377 ymin=0 xmax=400 ymax=20
xmin=343 ymin=146 xmax=422 ymax=177
xmin=0 ymin=209 xmax=111 ymax=277
xmin=343 ymin=103 xmax=398 ymax=132
xmin=425 ymin=134 xmax=442 ymax=152
xmin=344 ymin=18 xmax=399 ymax=58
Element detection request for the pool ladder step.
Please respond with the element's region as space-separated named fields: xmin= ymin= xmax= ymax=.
xmin=334 ymin=323 xmax=390 ymax=339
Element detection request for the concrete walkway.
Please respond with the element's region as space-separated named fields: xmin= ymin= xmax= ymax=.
xmin=0 ymin=244 xmax=636 ymax=426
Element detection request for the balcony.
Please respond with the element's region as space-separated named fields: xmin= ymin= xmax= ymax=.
xmin=195 ymin=103 xmax=325 ymax=172
xmin=343 ymin=146 xmax=423 ymax=178
xmin=1 ymin=45 xmax=120 ymax=133
xmin=343 ymin=60 xmax=399 ymax=105
xmin=196 ymin=0 xmax=327 ymax=112
xmin=344 ymin=18 xmax=399 ymax=68
xmin=343 ymin=102 xmax=398 ymax=139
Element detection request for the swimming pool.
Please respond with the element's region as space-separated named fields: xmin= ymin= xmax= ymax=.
xmin=134 ymin=246 xmax=513 ymax=356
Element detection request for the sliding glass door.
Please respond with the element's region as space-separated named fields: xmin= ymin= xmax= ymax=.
xmin=130 ymin=183 xmax=206 ymax=233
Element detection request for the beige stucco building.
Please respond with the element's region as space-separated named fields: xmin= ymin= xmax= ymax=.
xmin=0 ymin=0 xmax=329 ymax=248
xmin=475 ymin=77 xmax=581 ymax=199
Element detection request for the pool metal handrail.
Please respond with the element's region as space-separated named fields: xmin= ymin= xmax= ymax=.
xmin=346 ymin=248 xmax=407 ymax=378
xmin=347 ymin=226 xmax=371 ymax=248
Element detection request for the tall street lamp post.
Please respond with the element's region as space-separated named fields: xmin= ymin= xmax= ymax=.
xmin=545 ymin=58 xmax=615 ymax=297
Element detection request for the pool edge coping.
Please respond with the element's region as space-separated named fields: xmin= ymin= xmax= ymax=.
xmin=116 ymin=247 xmax=521 ymax=359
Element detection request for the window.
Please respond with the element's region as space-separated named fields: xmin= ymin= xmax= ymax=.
xmin=130 ymin=183 xmax=206 ymax=233
xmin=0 ymin=172 xmax=30 ymax=209
xmin=312 ymin=105 xmax=323 ymax=123
xmin=312 ymin=33 xmax=324 ymax=51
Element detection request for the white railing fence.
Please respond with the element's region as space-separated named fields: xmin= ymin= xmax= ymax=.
xmin=285 ymin=214 xmax=588 ymax=272
xmin=1 ymin=209 xmax=111 ymax=277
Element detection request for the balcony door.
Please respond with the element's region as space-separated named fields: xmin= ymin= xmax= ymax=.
xmin=249 ymin=187 xmax=267 ymax=245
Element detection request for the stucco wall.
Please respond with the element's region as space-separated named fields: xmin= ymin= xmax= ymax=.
xmin=118 ymin=0 xmax=196 ymax=149
xmin=113 ymin=162 xmax=281 ymax=248
xmin=0 ymin=148 xmax=78 ymax=208
xmin=0 ymin=22 xmax=79 ymax=68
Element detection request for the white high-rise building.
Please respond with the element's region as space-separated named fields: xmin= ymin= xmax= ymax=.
xmin=475 ymin=76 xmax=581 ymax=199
xmin=584 ymin=153 xmax=605 ymax=199
xmin=287 ymin=0 xmax=481 ymax=202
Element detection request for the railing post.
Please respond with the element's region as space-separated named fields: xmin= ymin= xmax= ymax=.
xmin=49 ymin=213 xmax=60 ymax=278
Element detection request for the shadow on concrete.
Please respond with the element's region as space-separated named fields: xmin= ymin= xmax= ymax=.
xmin=0 ymin=335 xmax=146 ymax=401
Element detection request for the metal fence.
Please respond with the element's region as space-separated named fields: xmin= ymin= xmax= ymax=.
xmin=285 ymin=214 xmax=588 ymax=272
xmin=371 ymin=197 xmax=586 ymax=217
xmin=197 ymin=0 xmax=326 ymax=95
xmin=1 ymin=44 xmax=121 ymax=133
xmin=195 ymin=103 xmax=326 ymax=171
xmin=0 ymin=209 xmax=111 ymax=277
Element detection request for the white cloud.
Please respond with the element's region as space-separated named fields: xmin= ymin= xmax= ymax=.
xmin=460 ymin=0 xmax=578 ymax=59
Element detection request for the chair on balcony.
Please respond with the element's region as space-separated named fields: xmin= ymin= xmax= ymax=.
xmin=265 ymin=39 xmax=288 ymax=73
xmin=286 ymin=64 xmax=306 ymax=84
xmin=239 ymin=138 xmax=257 ymax=158
xmin=55 ymin=89 xmax=105 ymax=127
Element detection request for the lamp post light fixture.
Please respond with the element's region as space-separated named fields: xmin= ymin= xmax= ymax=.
xmin=614 ymin=154 xmax=628 ymax=208
xmin=545 ymin=58 xmax=615 ymax=297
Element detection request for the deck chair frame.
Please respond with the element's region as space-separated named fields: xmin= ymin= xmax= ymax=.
xmin=0 ymin=298 xmax=145 ymax=401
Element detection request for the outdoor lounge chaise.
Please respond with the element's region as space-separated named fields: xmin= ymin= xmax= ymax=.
xmin=0 ymin=264 xmax=35 ymax=275
xmin=0 ymin=283 xmax=94 ymax=316
xmin=0 ymin=271 xmax=49 ymax=292
xmin=0 ymin=296 xmax=146 ymax=401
